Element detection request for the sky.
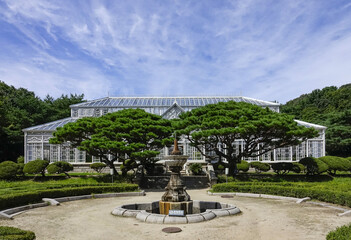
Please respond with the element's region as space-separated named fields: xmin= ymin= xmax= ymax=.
xmin=0 ymin=0 xmax=351 ymax=103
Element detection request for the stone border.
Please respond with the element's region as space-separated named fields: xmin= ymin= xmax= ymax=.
xmin=111 ymin=200 xmax=241 ymax=224
xmin=208 ymin=192 xmax=351 ymax=216
xmin=0 ymin=191 xmax=145 ymax=220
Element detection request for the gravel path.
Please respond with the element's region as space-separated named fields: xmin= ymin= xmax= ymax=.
xmin=1 ymin=189 xmax=350 ymax=240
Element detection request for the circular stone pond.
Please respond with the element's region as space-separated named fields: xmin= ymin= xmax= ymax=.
xmin=111 ymin=200 xmax=241 ymax=224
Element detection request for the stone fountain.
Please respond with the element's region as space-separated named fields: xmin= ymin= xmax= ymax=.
xmin=159 ymin=139 xmax=193 ymax=215
xmin=111 ymin=139 xmax=241 ymax=224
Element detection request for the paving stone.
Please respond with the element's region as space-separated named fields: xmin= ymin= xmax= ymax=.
xmin=111 ymin=208 xmax=126 ymax=216
xmin=210 ymin=209 xmax=230 ymax=217
xmin=200 ymin=211 xmax=216 ymax=221
xmin=227 ymin=207 xmax=241 ymax=215
xmin=144 ymin=214 xmax=165 ymax=223
xmin=186 ymin=214 xmax=205 ymax=223
xmin=122 ymin=210 xmax=141 ymax=217
xmin=135 ymin=211 xmax=150 ymax=221
xmin=163 ymin=215 xmax=188 ymax=224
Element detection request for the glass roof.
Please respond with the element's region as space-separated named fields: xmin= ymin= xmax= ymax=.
xmin=70 ymin=96 xmax=280 ymax=108
xmin=23 ymin=118 xmax=77 ymax=132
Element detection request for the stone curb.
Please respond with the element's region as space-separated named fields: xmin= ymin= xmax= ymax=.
xmin=296 ymin=197 xmax=311 ymax=204
xmin=338 ymin=210 xmax=351 ymax=217
xmin=42 ymin=198 xmax=60 ymax=206
xmin=0 ymin=191 xmax=144 ymax=219
xmin=113 ymin=200 xmax=241 ymax=224
xmin=0 ymin=211 xmax=13 ymax=220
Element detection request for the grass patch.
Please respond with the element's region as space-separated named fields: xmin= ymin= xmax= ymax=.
xmin=0 ymin=226 xmax=35 ymax=240
xmin=327 ymin=224 xmax=351 ymax=240
xmin=0 ymin=176 xmax=138 ymax=210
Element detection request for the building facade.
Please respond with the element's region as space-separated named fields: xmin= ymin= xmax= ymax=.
xmin=23 ymin=96 xmax=326 ymax=165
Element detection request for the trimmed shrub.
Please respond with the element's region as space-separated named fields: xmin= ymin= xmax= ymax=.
xmin=0 ymin=226 xmax=36 ymax=240
xmin=326 ymin=223 xmax=351 ymax=240
xmin=189 ymin=163 xmax=203 ymax=175
xmin=299 ymin=157 xmax=328 ymax=175
xmin=250 ymin=162 xmax=270 ymax=173
xmin=237 ymin=160 xmax=249 ymax=172
xmin=90 ymin=163 xmax=106 ymax=173
xmin=0 ymin=161 xmax=19 ymax=180
xmin=23 ymin=159 xmax=49 ymax=177
xmin=319 ymin=156 xmax=351 ymax=175
xmin=0 ymin=183 xmax=139 ymax=210
xmin=291 ymin=162 xmax=305 ymax=173
xmin=270 ymin=162 xmax=293 ymax=174
xmin=212 ymin=182 xmax=351 ymax=208
xmin=47 ymin=161 xmax=73 ymax=177
xmin=17 ymin=156 xmax=25 ymax=164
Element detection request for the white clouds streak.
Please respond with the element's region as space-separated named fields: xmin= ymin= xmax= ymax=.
xmin=0 ymin=0 xmax=350 ymax=102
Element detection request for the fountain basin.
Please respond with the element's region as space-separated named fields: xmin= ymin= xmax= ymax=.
xmin=111 ymin=200 xmax=241 ymax=224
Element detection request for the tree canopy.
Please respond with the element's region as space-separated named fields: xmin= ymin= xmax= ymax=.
xmin=50 ymin=109 xmax=173 ymax=175
xmin=0 ymin=81 xmax=84 ymax=162
xmin=176 ymin=101 xmax=318 ymax=176
xmin=281 ymin=83 xmax=351 ymax=157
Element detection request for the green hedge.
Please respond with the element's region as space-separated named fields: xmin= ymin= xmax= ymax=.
xmin=250 ymin=162 xmax=270 ymax=173
xmin=0 ymin=183 xmax=138 ymax=210
xmin=237 ymin=160 xmax=249 ymax=172
xmin=319 ymin=156 xmax=351 ymax=175
xmin=212 ymin=182 xmax=351 ymax=207
xmin=326 ymin=224 xmax=351 ymax=240
xmin=0 ymin=226 xmax=35 ymax=240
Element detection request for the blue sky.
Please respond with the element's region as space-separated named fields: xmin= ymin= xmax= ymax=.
xmin=0 ymin=0 xmax=351 ymax=103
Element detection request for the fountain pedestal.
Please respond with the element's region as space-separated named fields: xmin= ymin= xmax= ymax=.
xmin=159 ymin=140 xmax=193 ymax=215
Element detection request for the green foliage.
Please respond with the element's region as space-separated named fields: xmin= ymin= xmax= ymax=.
xmin=237 ymin=160 xmax=249 ymax=172
xmin=46 ymin=161 xmax=73 ymax=177
xmin=281 ymin=84 xmax=351 ymax=157
xmin=212 ymin=180 xmax=351 ymax=208
xmin=0 ymin=226 xmax=35 ymax=240
xmin=0 ymin=183 xmax=139 ymax=210
xmin=23 ymin=159 xmax=49 ymax=177
xmin=120 ymin=159 xmax=137 ymax=175
xmin=319 ymin=156 xmax=351 ymax=175
xmin=291 ymin=162 xmax=305 ymax=173
xmin=176 ymin=101 xmax=317 ymax=176
xmin=189 ymin=163 xmax=203 ymax=175
xmin=0 ymin=81 xmax=85 ymax=162
xmin=250 ymin=161 xmax=270 ymax=173
xmin=326 ymin=223 xmax=351 ymax=240
xmin=0 ymin=161 xmax=19 ymax=180
xmin=299 ymin=157 xmax=329 ymax=175
xmin=90 ymin=163 xmax=106 ymax=173
xmin=50 ymin=109 xmax=173 ymax=176
xmin=270 ymin=162 xmax=294 ymax=175
xmin=17 ymin=156 xmax=24 ymax=164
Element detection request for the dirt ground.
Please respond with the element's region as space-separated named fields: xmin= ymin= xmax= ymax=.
xmin=1 ymin=189 xmax=351 ymax=240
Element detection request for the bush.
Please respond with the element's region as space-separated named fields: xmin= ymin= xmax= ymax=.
xmin=0 ymin=183 xmax=139 ymax=210
xmin=90 ymin=163 xmax=106 ymax=173
xmin=189 ymin=163 xmax=203 ymax=175
xmin=212 ymin=182 xmax=351 ymax=208
xmin=326 ymin=223 xmax=351 ymax=240
xmin=17 ymin=156 xmax=25 ymax=164
xmin=0 ymin=161 xmax=19 ymax=180
xmin=23 ymin=159 xmax=49 ymax=177
xmin=237 ymin=160 xmax=249 ymax=172
xmin=47 ymin=161 xmax=73 ymax=177
xmin=299 ymin=157 xmax=329 ymax=175
xmin=291 ymin=162 xmax=305 ymax=173
xmin=270 ymin=162 xmax=293 ymax=174
xmin=0 ymin=226 xmax=36 ymax=240
xmin=250 ymin=162 xmax=270 ymax=173
xmin=319 ymin=156 xmax=351 ymax=175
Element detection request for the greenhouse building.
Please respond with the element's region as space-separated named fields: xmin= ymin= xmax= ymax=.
xmin=22 ymin=96 xmax=326 ymax=169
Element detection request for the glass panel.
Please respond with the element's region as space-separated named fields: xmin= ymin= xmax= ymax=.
xmin=50 ymin=145 xmax=59 ymax=162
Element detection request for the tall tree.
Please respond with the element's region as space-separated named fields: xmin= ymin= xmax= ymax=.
xmin=176 ymin=101 xmax=318 ymax=176
xmin=0 ymin=81 xmax=85 ymax=162
xmin=281 ymin=83 xmax=351 ymax=157
xmin=50 ymin=109 xmax=173 ymax=175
